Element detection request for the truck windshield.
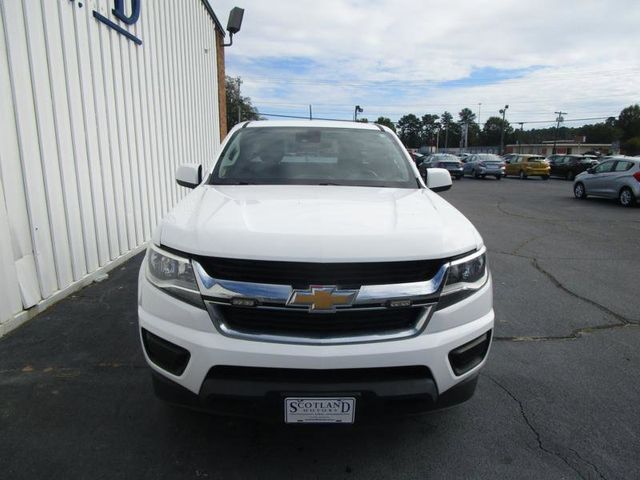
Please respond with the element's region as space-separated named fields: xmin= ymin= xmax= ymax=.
xmin=210 ymin=127 xmax=417 ymax=188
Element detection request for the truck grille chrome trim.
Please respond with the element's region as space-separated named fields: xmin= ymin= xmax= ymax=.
xmin=193 ymin=261 xmax=448 ymax=307
xmin=192 ymin=260 xmax=449 ymax=344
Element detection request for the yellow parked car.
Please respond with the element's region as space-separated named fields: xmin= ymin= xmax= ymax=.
xmin=504 ymin=154 xmax=550 ymax=180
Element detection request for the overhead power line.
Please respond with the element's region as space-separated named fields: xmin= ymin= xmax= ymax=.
xmin=257 ymin=111 xmax=614 ymax=127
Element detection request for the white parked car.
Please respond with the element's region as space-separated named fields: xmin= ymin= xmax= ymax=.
xmin=138 ymin=120 xmax=494 ymax=423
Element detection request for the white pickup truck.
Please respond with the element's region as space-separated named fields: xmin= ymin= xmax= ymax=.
xmin=138 ymin=120 xmax=494 ymax=424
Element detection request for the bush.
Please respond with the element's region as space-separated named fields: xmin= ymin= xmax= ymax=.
xmin=622 ymin=137 xmax=640 ymax=156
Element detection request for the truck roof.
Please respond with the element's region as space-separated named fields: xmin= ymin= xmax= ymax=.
xmin=243 ymin=119 xmax=383 ymax=130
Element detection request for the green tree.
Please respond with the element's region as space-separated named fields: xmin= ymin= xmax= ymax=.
xmin=421 ymin=114 xmax=440 ymax=146
xmin=375 ymin=116 xmax=396 ymax=132
xmin=458 ymin=108 xmax=476 ymax=124
xmin=226 ymin=76 xmax=260 ymax=130
xmin=617 ymin=104 xmax=640 ymax=141
xmin=482 ymin=116 xmax=514 ymax=146
xmin=622 ymin=137 xmax=640 ymax=155
xmin=458 ymin=108 xmax=479 ymax=146
xmin=440 ymin=111 xmax=459 ymax=149
xmin=397 ymin=114 xmax=422 ymax=148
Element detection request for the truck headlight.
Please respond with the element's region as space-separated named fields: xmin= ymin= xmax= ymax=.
xmin=438 ymin=248 xmax=488 ymax=308
xmin=146 ymin=244 xmax=203 ymax=308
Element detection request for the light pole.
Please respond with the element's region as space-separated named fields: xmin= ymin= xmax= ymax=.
xmin=517 ymin=122 xmax=524 ymax=153
xmin=435 ymin=121 xmax=441 ymax=153
xmin=477 ymin=102 xmax=482 ymax=129
xmin=499 ymin=104 xmax=509 ymax=155
xmin=552 ymin=111 xmax=567 ymax=155
xmin=354 ymin=105 xmax=363 ymax=122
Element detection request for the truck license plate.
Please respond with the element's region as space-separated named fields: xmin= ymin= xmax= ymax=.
xmin=284 ymin=397 xmax=356 ymax=424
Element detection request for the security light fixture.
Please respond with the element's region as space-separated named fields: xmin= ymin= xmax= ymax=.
xmin=224 ymin=7 xmax=245 ymax=47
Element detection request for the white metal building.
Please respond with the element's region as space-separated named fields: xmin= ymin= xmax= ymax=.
xmin=0 ymin=0 xmax=228 ymax=336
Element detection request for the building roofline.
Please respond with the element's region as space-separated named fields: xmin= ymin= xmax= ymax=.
xmin=200 ymin=0 xmax=226 ymax=36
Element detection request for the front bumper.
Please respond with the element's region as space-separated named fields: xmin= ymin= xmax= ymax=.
xmin=138 ymin=265 xmax=494 ymax=419
xmin=150 ymin=365 xmax=482 ymax=421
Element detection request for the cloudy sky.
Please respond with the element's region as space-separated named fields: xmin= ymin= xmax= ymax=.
xmin=214 ymin=0 xmax=640 ymax=128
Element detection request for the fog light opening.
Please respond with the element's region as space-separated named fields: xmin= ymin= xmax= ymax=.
xmin=448 ymin=331 xmax=492 ymax=376
xmin=141 ymin=328 xmax=191 ymax=376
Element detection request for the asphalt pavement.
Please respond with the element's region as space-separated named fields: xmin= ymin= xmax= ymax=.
xmin=1 ymin=176 xmax=639 ymax=479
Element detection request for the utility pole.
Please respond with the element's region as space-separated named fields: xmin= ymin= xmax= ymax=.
xmin=461 ymin=122 xmax=469 ymax=151
xmin=477 ymin=103 xmax=482 ymax=130
xmin=435 ymin=123 xmax=440 ymax=153
xmin=499 ymin=104 xmax=509 ymax=155
xmin=309 ymin=104 xmax=312 ymax=120
xmin=518 ymin=122 xmax=524 ymax=153
xmin=552 ymin=111 xmax=567 ymax=155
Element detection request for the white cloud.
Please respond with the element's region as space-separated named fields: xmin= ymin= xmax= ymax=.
xmin=213 ymin=0 xmax=640 ymax=126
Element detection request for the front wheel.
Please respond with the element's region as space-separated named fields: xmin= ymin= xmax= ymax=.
xmin=519 ymin=170 xmax=527 ymax=180
xmin=474 ymin=170 xmax=481 ymax=179
xmin=495 ymin=175 xmax=501 ymax=180
xmin=542 ymin=175 xmax=549 ymax=180
xmin=619 ymin=187 xmax=636 ymax=207
xmin=567 ymin=171 xmax=576 ymax=181
xmin=574 ymin=182 xmax=587 ymax=199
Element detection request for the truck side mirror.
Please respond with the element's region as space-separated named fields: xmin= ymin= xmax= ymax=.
xmin=426 ymin=168 xmax=453 ymax=192
xmin=176 ymin=164 xmax=202 ymax=189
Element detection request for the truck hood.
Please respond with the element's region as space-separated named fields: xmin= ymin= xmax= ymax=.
xmin=159 ymin=185 xmax=482 ymax=262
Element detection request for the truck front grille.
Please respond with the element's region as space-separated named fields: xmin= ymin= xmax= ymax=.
xmin=194 ymin=256 xmax=444 ymax=287
xmin=214 ymin=305 xmax=424 ymax=340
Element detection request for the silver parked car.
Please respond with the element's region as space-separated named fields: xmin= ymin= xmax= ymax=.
xmin=463 ymin=154 xmax=505 ymax=180
xmin=573 ymin=156 xmax=640 ymax=207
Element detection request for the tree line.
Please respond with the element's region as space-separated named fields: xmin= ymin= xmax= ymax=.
xmin=388 ymin=105 xmax=640 ymax=155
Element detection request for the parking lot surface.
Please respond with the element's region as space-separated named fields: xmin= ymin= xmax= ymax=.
xmin=1 ymin=177 xmax=639 ymax=480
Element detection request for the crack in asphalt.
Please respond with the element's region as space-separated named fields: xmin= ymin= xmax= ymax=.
xmin=484 ymin=374 xmax=605 ymax=480
xmin=569 ymin=447 xmax=608 ymax=480
xmin=493 ymin=323 xmax=639 ymax=342
xmin=531 ymin=258 xmax=638 ymax=325
xmin=489 ymin=248 xmax=638 ymax=343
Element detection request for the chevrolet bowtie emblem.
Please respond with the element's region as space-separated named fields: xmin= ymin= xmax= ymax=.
xmin=287 ymin=286 xmax=358 ymax=312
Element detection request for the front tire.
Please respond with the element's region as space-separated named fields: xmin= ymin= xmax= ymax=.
xmin=619 ymin=187 xmax=636 ymax=207
xmin=542 ymin=175 xmax=549 ymax=180
xmin=495 ymin=175 xmax=501 ymax=180
xmin=574 ymin=182 xmax=587 ymax=199
xmin=567 ymin=171 xmax=576 ymax=181
xmin=519 ymin=170 xmax=527 ymax=180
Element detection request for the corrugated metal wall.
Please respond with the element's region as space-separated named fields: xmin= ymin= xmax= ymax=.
xmin=0 ymin=0 xmax=222 ymax=335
